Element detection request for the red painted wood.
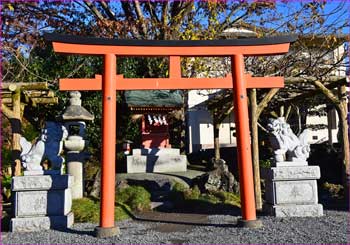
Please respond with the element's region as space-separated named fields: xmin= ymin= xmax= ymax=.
xmin=232 ymin=54 xmax=257 ymax=221
xmin=100 ymin=54 xmax=116 ymax=228
xmin=59 ymin=74 xmax=284 ymax=91
xmin=50 ymin=36 xmax=294 ymax=230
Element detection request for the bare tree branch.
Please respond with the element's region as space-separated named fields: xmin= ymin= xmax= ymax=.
xmin=161 ymin=1 xmax=169 ymax=39
xmin=145 ymin=1 xmax=160 ymax=23
xmin=256 ymin=88 xmax=280 ymax=116
xmin=311 ymin=79 xmax=340 ymax=104
xmin=133 ymin=0 xmax=148 ymax=38
xmin=84 ymin=1 xmax=105 ymax=22
xmin=99 ymin=1 xmax=116 ymax=20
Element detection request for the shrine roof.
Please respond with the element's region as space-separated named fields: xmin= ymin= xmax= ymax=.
xmin=44 ymin=33 xmax=297 ymax=47
xmin=125 ymin=90 xmax=183 ymax=107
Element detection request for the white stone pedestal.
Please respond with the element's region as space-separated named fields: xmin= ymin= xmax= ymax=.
xmin=127 ymin=148 xmax=187 ymax=173
xmin=261 ymin=165 xmax=323 ymax=217
xmin=10 ymin=174 xmax=74 ymax=232
xmin=67 ymin=161 xmax=83 ymax=199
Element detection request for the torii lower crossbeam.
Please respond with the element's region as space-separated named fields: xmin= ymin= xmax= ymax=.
xmin=46 ymin=33 xmax=297 ymax=237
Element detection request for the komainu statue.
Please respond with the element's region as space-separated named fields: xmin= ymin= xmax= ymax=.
xmin=267 ymin=117 xmax=310 ymax=163
xmin=20 ymin=121 xmax=68 ymax=172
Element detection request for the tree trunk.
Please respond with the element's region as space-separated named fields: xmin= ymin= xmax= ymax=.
xmin=249 ymin=89 xmax=262 ymax=210
xmin=251 ymin=88 xmax=279 ymax=210
xmin=336 ymin=85 xmax=349 ymax=200
xmin=11 ymin=89 xmax=22 ymax=176
xmin=213 ymin=119 xmax=221 ymax=161
xmin=312 ymin=80 xmax=349 ymax=200
xmin=335 ymin=105 xmax=349 ymax=198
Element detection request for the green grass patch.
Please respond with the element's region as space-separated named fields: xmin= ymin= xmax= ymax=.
xmin=183 ymin=185 xmax=201 ymax=200
xmin=172 ymin=182 xmax=188 ymax=192
xmin=198 ymin=193 xmax=220 ymax=204
xmin=72 ymin=198 xmax=130 ymax=223
xmin=210 ymin=190 xmax=241 ymax=206
xmin=72 ymin=186 xmax=152 ymax=223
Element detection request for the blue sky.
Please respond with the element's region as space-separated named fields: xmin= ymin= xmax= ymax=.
xmin=247 ymin=0 xmax=349 ymax=35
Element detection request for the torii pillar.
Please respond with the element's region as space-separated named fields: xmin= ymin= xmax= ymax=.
xmin=45 ymin=33 xmax=297 ymax=237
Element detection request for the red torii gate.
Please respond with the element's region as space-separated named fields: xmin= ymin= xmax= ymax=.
xmin=45 ymin=33 xmax=296 ymax=237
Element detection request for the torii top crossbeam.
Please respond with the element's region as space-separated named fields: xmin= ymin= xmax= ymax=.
xmin=45 ymin=33 xmax=297 ymax=237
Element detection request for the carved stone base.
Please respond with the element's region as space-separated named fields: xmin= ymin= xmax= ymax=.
xmin=10 ymin=174 xmax=74 ymax=232
xmin=263 ymin=204 xmax=323 ymax=217
xmin=261 ymin=165 xmax=323 ymax=217
xmin=10 ymin=212 xmax=74 ymax=232
xmin=14 ymin=189 xmax=72 ymax=217
xmin=264 ymin=180 xmax=319 ymax=205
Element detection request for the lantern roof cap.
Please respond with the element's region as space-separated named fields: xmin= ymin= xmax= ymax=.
xmin=61 ymin=91 xmax=94 ymax=121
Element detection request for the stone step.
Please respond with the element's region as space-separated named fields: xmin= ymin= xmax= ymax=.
xmin=132 ymin=148 xmax=180 ymax=156
xmin=264 ymin=203 xmax=323 ymax=217
xmin=127 ymin=154 xmax=187 ymax=173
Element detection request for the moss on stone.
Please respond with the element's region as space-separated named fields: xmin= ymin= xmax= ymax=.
xmin=116 ymin=186 xmax=151 ymax=212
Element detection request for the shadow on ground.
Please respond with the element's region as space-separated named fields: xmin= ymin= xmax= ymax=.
xmin=118 ymin=198 xmax=241 ymax=229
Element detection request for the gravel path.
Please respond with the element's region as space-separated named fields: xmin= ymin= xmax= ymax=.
xmin=2 ymin=210 xmax=348 ymax=244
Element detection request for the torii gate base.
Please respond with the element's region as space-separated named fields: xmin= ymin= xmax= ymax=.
xmin=46 ymin=33 xmax=296 ymax=237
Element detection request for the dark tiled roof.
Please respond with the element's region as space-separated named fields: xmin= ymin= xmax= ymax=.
xmin=125 ymin=90 xmax=183 ymax=107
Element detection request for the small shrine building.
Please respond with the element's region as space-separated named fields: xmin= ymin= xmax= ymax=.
xmin=125 ymin=90 xmax=183 ymax=149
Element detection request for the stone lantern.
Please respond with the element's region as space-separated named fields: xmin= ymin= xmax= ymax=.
xmin=61 ymin=91 xmax=94 ymax=199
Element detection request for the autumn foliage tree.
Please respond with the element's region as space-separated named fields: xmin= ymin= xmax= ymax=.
xmin=1 ymin=1 xmax=349 ymax=204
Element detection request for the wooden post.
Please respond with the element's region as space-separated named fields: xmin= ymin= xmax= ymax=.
xmin=231 ymin=55 xmax=261 ymax=227
xmin=95 ymin=53 xmax=120 ymax=238
xmin=213 ymin=117 xmax=221 ymax=161
xmin=249 ymin=88 xmax=262 ymax=211
xmin=1 ymin=82 xmax=57 ymax=177
xmin=338 ymin=85 xmax=350 ymax=201
xmin=11 ymin=88 xmax=22 ymax=176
